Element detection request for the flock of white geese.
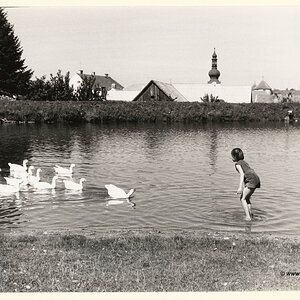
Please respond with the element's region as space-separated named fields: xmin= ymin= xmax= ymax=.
xmin=0 ymin=159 xmax=136 ymax=201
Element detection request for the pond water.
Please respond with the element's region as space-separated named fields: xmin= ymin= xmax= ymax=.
xmin=0 ymin=121 xmax=299 ymax=236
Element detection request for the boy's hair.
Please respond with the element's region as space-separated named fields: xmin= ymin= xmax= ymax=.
xmin=231 ymin=148 xmax=244 ymax=162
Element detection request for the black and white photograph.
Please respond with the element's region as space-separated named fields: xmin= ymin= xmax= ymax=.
xmin=0 ymin=0 xmax=300 ymax=296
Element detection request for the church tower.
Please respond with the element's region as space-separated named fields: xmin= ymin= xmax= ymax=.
xmin=208 ymin=48 xmax=221 ymax=84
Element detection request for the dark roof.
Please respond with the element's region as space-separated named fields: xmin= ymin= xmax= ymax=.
xmin=253 ymin=80 xmax=272 ymax=91
xmin=153 ymin=80 xmax=187 ymax=102
xmin=78 ymin=73 xmax=123 ymax=90
xmin=132 ymin=80 xmax=187 ymax=102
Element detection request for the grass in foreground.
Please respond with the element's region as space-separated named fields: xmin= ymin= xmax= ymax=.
xmin=0 ymin=230 xmax=299 ymax=292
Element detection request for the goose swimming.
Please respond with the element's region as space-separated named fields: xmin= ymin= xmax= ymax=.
xmin=33 ymin=175 xmax=58 ymax=189
xmin=54 ymin=164 xmax=75 ymax=175
xmin=63 ymin=178 xmax=85 ymax=190
xmin=28 ymin=168 xmax=42 ymax=186
xmin=8 ymin=159 xmax=28 ymax=173
xmin=4 ymin=177 xmax=23 ymax=187
xmin=105 ymin=184 xmax=135 ymax=199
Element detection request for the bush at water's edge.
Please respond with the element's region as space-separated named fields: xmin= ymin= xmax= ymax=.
xmin=0 ymin=99 xmax=297 ymax=123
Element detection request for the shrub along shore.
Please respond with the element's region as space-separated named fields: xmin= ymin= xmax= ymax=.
xmin=0 ymin=99 xmax=298 ymax=123
xmin=0 ymin=230 xmax=299 ymax=292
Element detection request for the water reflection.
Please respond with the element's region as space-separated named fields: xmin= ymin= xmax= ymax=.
xmin=1 ymin=122 xmax=300 ymax=236
xmin=106 ymin=198 xmax=136 ymax=208
xmin=208 ymin=126 xmax=218 ymax=173
xmin=0 ymin=125 xmax=32 ymax=172
xmin=0 ymin=196 xmax=22 ymax=227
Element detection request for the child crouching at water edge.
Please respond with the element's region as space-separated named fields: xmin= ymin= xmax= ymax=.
xmin=231 ymin=148 xmax=261 ymax=221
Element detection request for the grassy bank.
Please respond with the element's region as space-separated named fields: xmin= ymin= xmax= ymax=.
xmin=0 ymin=99 xmax=298 ymax=123
xmin=0 ymin=230 xmax=300 ymax=292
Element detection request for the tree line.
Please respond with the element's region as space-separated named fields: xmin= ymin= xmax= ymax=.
xmin=0 ymin=8 xmax=104 ymax=101
xmin=27 ymin=70 xmax=105 ymax=101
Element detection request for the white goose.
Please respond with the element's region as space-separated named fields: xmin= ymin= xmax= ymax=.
xmin=105 ymin=184 xmax=136 ymax=199
xmin=8 ymin=159 xmax=28 ymax=173
xmin=28 ymin=168 xmax=42 ymax=186
xmin=54 ymin=164 xmax=75 ymax=175
xmin=10 ymin=164 xmax=33 ymax=180
xmin=21 ymin=166 xmax=35 ymax=185
xmin=5 ymin=165 xmax=31 ymax=185
xmin=63 ymin=178 xmax=85 ymax=190
xmin=4 ymin=177 xmax=23 ymax=187
xmin=0 ymin=183 xmax=20 ymax=194
xmin=33 ymin=175 xmax=58 ymax=189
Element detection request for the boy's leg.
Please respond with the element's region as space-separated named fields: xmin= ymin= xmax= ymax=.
xmin=241 ymin=187 xmax=255 ymax=220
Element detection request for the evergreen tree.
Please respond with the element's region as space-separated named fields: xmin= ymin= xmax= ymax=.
xmin=0 ymin=8 xmax=32 ymax=96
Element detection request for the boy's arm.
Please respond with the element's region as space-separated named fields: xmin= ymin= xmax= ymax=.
xmin=235 ymin=164 xmax=245 ymax=194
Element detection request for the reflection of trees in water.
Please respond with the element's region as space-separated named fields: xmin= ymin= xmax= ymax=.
xmin=0 ymin=198 xmax=22 ymax=226
xmin=0 ymin=123 xmax=220 ymax=175
xmin=141 ymin=123 xmax=201 ymax=157
xmin=142 ymin=127 xmax=167 ymax=156
xmin=74 ymin=123 xmax=107 ymax=158
xmin=30 ymin=124 xmax=74 ymax=155
xmin=0 ymin=125 xmax=32 ymax=171
xmin=18 ymin=123 xmax=102 ymax=161
xmin=208 ymin=126 xmax=218 ymax=173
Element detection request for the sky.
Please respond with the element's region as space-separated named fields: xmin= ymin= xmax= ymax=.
xmin=4 ymin=4 xmax=300 ymax=89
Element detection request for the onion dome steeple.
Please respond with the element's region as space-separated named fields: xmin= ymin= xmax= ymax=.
xmin=208 ymin=48 xmax=221 ymax=84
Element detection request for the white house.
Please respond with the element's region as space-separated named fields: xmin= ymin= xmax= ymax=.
xmin=69 ymin=70 xmax=124 ymax=92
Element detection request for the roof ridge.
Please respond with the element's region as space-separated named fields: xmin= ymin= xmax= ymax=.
xmin=254 ymin=80 xmax=272 ymax=90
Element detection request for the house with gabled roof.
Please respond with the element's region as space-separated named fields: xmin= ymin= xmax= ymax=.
xmin=132 ymin=80 xmax=188 ymax=102
xmin=253 ymin=79 xmax=272 ymax=93
xmin=69 ymin=70 xmax=124 ymax=92
xmin=98 ymin=50 xmax=254 ymax=103
xmin=132 ymin=81 xmax=251 ymax=103
xmin=132 ymin=50 xmax=251 ymax=103
xmin=252 ymin=78 xmax=274 ymax=103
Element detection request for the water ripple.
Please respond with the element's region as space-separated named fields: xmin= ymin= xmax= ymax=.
xmin=1 ymin=122 xmax=300 ymax=236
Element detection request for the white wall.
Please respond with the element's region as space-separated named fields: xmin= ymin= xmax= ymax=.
xmin=106 ymin=88 xmax=140 ymax=101
xmin=69 ymin=73 xmax=83 ymax=91
xmin=173 ymin=84 xmax=252 ymax=103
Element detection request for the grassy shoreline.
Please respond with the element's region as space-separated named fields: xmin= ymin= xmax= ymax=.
xmin=1 ymin=229 xmax=300 ymax=292
xmin=0 ymin=100 xmax=298 ymax=123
